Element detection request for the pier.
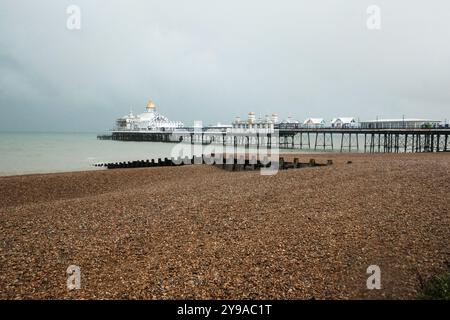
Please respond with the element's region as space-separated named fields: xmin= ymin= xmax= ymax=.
xmin=109 ymin=131 xmax=175 ymax=142
xmin=276 ymin=128 xmax=450 ymax=153
xmin=98 ymin=127 xmax=450 ymax=153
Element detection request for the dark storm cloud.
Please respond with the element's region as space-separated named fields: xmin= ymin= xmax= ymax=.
xmin=0 ymin=0 xmax=449 ymax=131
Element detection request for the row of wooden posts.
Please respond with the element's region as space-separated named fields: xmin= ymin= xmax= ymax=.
xmin=94 ymin=155 xmax=333 ymax=171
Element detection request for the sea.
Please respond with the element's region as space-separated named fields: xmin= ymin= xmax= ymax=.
xmin=0 ymin=132 xmax=328 ymax=177
xmin=0 ymin=132 xmax=179 ymax=176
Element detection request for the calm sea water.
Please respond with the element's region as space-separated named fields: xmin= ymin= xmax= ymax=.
xmin=0 ymin=132 xmax=325 ymax=177
xmin=0 ymin=132 xmax=179 ymax=176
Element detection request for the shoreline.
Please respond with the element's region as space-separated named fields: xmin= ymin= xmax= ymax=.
xmin=0 ymin=152 xmax=449 ymax=299
xmin=1 ymin=151 xmax=446 ymax=179
xmin=0 ymin=148 xmax=339 ymax=178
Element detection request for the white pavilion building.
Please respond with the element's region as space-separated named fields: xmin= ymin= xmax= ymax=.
xmin=115 ymin=101 xmax=184 ymax=132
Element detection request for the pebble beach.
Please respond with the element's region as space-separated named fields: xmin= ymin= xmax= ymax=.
xmin=0 ymin=153 xmax=449 ymax=299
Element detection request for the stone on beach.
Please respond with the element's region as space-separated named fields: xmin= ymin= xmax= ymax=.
xmin=0 ymin=153 xmax=449 ymax=299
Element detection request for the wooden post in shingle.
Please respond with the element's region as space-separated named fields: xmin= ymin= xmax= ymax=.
xmin=279 ymin=157 xmax=285 ymax=170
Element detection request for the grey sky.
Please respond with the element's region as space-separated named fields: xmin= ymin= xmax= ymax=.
xmin=0 ymin=0 xmax=449 ymax=132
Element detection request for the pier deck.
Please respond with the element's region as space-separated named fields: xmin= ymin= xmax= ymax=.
xmin=97 ymin=128 xmax=450 ymax=153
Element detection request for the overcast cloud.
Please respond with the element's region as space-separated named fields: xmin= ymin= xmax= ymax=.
xmin=0 ymin=0 xmax=449 ymax=131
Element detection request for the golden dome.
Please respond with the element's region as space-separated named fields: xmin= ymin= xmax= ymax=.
xmin=146 ymin=100 xmax=156 ymax=110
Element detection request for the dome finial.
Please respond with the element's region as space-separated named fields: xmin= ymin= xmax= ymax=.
xmin=146 ymin=100 xmax=156 ymax=111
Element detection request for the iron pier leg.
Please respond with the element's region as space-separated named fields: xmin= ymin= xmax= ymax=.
xmin=378 ymin=134 xmax=381 ymax=153
xmin=348 ymin=133 xmax=351 ymax=152
xmin=300 ymin=133 xmax=303 ymax=149
xmin=356 ymin=133 xmax=359 ymax=152
xmin=323 ymin=132 xmax=326 ymax=150
xmin=405 ymin=134 xmax=408 ymax=153
xmin=436 ymin=134 xmax=440 ymax=152
xmin=364 ymin=134 xmax=367 ymax=153
xmin=314 ymin=133 xmax=318 ymax=151
xmin=431 ymin=134 xmax=434 ymax=152
xmin=445 ymin=134 xmax=448 ymax=152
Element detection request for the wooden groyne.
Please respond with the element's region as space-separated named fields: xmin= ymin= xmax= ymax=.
xmin=94 ymin=156 xmax=333 ymax=171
